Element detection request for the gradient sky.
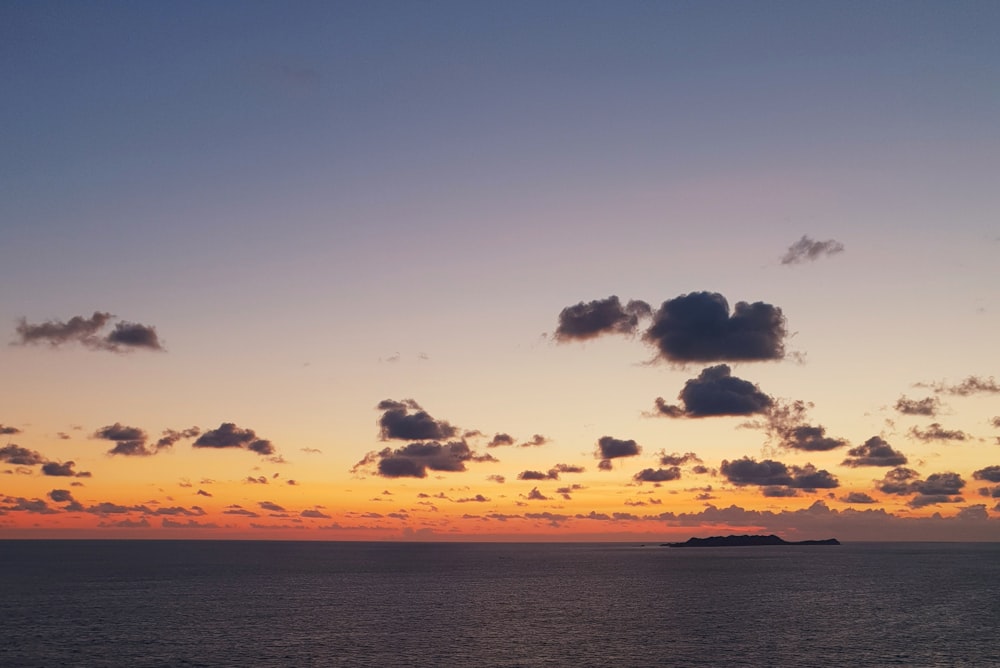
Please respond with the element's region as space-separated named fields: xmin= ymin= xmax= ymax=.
xmin=3 ymin=1 xmax=999 ymax=541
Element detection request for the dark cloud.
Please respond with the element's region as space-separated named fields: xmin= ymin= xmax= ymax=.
xmin=633 ymin=467 xmax=681 ymax=483
xmin=301 ymin=509 xmax=331 ymax=518
xmin=194 ymin=423 xmax=276 ymax=456
xmin=780 ymin=235 xmax=845 ymax=265
xmin=196 ymin=489 xmax=212 ymax=497
xmin=94 ymin=423 xmax=151 ymax=457
xmin=49 ymin=489 xmax=74 ymax=503
xmin=841 ymin=492 xmax=877 ymax=504
xmin=487 ymin=433 xmax=514 ymax=448
xmin=0 ymin=444 xmax=46 ymax=466
xmin=659 ymin=451 xmax=703 ymax=467
xmin=758 ymin=400 xmax=847 ymax=451
xmin=487 ymin=474 xmax=506 ymax=484
xmin=597 ymin=436 xmax=641 ymax=460
xmin=841 ymin=436 xmax=908 ymax=468
xmin=259 ymin=501 xmax=286 ymax=512
xmin=643 ymin=292 xmax=786 ymax=363
xmin=991 ymin=417 xmax=1000 ymax=429
xmin=878 ymin=468 xmax=965 ymax=497
xmin=41 ymin=461 xmax=89 ymax=477
xmin=0 ymin=425 xmax=21 ymax=435
xmin=376 ymin=399 xmax=457 ymax=441
xmin=763 ymin=486 xmax=799 ymax=497
xmin=973 ymin=466 xmax=1000 ymax=483
xmin=105 ymin=322 xmax=163 ymax=351
xmin=894 ymin=396 xmax=940 ymax=416
xmin=156 ymin=427 xmax=200 ymax=450
xmin=554 ymin=296 xmax=651 ymax=341
xmin=525 ymin=487 xmax=548 ymax=501
xmin=909 ymin=494 xmax=962 ymax=509
xmin=246 ymin=476 xmax=268 ymax=484
xmin=353 ymin=440 xmax=491 ymax=479
xmin=721 ymin=457 xmax=838 ymax=490
xmin=551 ymin=463 xmax=584 ymax=474
xmin=14 ymin=311 xmax=163 ymax=352
xmin=223 ymin=507 xmax=260 ymax=518
xmin=519 ymin=434 xmax=549 ymax=448
xmin=653 ymin=365 xmax=773 ymax=418
xmin=519 ymin=470 xmax=557 ymax=481
xmin=908 ymin=423 xmax=969 ymax=442
xmin=918 ymin=375 xmax=1000 ymax=396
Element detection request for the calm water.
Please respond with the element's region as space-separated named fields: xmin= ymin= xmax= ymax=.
xmin=1 ymin=540 xmax=998 ymax=667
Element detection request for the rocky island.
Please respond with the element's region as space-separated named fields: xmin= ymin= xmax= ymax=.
xmin=663 ymin=534 xmax=840 ymax=547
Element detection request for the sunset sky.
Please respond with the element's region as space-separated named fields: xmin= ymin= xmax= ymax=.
xmin=3 ymin=1 xmax=999 ymax=541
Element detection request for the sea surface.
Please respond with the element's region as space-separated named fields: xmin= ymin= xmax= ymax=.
xmin=1 ymin=540 xmax=998 ymax=667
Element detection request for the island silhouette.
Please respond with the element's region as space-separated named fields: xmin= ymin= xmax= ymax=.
xmin=663 ymin=534 xmax=840 ymax=547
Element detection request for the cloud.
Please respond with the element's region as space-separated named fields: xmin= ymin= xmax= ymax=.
xmin=658 ymin=451 xmax=703 ymax=467
xmin=41 ymin=461 xmax=90 ymax=477
xmin=643 ymin=292 xmax=786 ymax=362
xmin=597 ymin=436 xmax=641 ymax=461
xmin=720 ymin=457 xmax=838 ymax=490
xmin=519 ymin=434 xmax=549 ymax=448
xmin=972 ymin=466 xmax=1000 ymax=483
xmin=763 ymin=486 xmax=799 ymax=497
xmin=353 ymin=440 xmax=493 ymax=478
xmin=633 ymin=467 xmax=681 ymax=483
xmin=487 ymin=433 xmax=514 ymax=448
xmin=551 ymin=463 xmax=584 ymax=474
xmin=991 ymin=417 xmax=1000 ymax=429
xmin=94 ymin=423 xmax=151 ymax=456
xmin=456 ymin=494 xmax=490 ymax=503
xmin=376 ymin=399 xmax=457 ymax=441
xmin=841 ymin=436 xmax=908 ymax=468
xmin=155 ymin=427 xmax=200 ymax=449
xmin=0 ymin=425 xmax=21 ymax=435
xmin=196 ymin=489 xmax=212 ymax=497
xmin=652 ymin=365 xmax=773 ymax=418
xmin=518 ymin=470 xmax=557 ymax=481
xmin=894 ymin=396 xmax=940 ymax=416
xmin=14 ymin=311 xmax=163 ymax=352
xmin=554 ymin=296 xmax=651 ymax=341
xmin=878 ymin=468 xmax=965 ymax=501
xmin=841 ymin=492 xmax=877 ymax=504
xmin=918 ymin=376 xmax=1000 ymax=396
xmin=301 ymin=509 xmax=331 ymax=518
xmin=524 ymin=487 xmax=548 ymax=501
xmin=194 ymin=423 xmax=276 ymax=456
xmin=758 ymin=400 xmax=847 ymax=451
xmin=0 ymin=444 xmax=47 ymax=466
xmin=259 ymin=501 xmax=286 ymax=512
xmin=780 ymin=235 xmax=845 ymax=265
xmin=162 ymin=518 xmax=220 ymax=529
xmin=908 ymin=423 xmax=969 ymax=442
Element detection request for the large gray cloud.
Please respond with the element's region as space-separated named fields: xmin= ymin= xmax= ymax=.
xmin=14 ymin=311 xmax=163 ymax=352
xmin=194 ymin=423 xmax=276 ymax=456
xmin=841 ymin=436 xmax=908 ymax=468
xmin=877 ymin=467 xmax=965 ymax=507
xmin=652 ymin=364 xmax=773 ymax=418
xmin=376 ymin=399 xmax=457 ymax=441
xmin=554 ymin=296 xmax=651 ymax=341
xmin=643 ymin=292 xmax=787 ymax=362
xmin=780 ymin=235 xmax=845 ymax=265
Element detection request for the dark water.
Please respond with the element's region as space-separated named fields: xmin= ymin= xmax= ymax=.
xmin=1 ymin=541 xmax=998 ymax=667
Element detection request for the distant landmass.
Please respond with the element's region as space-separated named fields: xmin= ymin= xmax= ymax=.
xmin=663 ymin=534 xmax=840 ymax=548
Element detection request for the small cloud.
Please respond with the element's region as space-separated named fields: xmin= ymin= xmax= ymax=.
xmin=352 ymin=440 xmax=492 ymax=479
xmin=651 ymin=365 xmax=772 ymax=418
xmin=301 ymin=509 xmax=331 ymax=519
xmin=917 ymin=376 xmax=1000 ymax=396
xmin=840 ymin=492 xmax=877 ymax=504
xmin=194 ymin=423 xmax=277 ymax=456
xmin=596 ymin=436 xmax=641 ymax=461
xmin=755 ymin=400 xmax=847 ymax=451
xmin=554 ymin=296 xmax=651 ymax=342
xmin=633 ymin=467 xmax=681 ymax=483
xmin=908 ymin=423 xmax=969 ymax=443
xmin=259 ymin=501 xmax=285 ymax=512
xmin=841 ymin=436 xmax=908 ymax=468
xmin=972 ymin=466 xmax=1000 ymax=483
xmin=524 ymin=487 xmax=548 ymax=501
xmin=14 ymin=311 xmax=164 ymax=352
xmin=0 ymin=444 xmax=46 ymax=466
xmin=487 ymin=433 xmax=515 ymax=448
xmin=41 ymin=461 xmax=90 ymax=477
xmin=894 ymin=396 xmax=940 ymax=417
xmin=780 ymin=235 xmax=845 ymax=265
xmin=376 ymin=399 xmax=457 ymax=441
xmin=720 ymin=456 xmax=838 ymax=490
xmin=0 ymin=425 xmax=21 ymax=435
xmin=519 ymin=434 xmax=549 ymax=448
xmin=658 ymin=451 xmax=703 ymax=467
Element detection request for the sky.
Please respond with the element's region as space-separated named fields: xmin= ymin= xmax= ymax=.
xmin=2 ymin=0 xmax=999 ymax=541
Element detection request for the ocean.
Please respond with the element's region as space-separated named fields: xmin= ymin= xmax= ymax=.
xmin=1 ymin=540 xmax=998 ymax=667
